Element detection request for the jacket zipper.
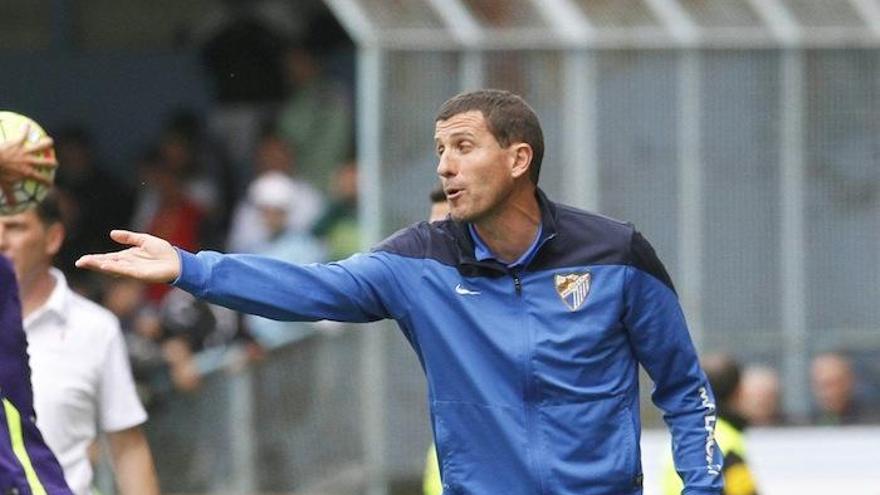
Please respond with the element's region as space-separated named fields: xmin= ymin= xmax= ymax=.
xmin=511 ymin=269 xmax=546 ymax=494
xmin=512 ymin=271 xmax=523 ymax=296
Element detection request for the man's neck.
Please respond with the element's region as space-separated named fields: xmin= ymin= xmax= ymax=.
xmin=472 ymin=186 xmax=541 ymax=264
xmin=21 ymin=269 xmax=57 ymax=319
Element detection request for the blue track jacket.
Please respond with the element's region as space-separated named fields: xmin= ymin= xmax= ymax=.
xmin=174 ymin=190 xmax=723 ymax=494
xmin=0 ymin=256 xmax=73 ymax=495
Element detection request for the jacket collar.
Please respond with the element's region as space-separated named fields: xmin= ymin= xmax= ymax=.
xmin=23 ymin=268 xmax=70 ymax=329
xmin=451 ymin=188 xmax=558 ymax=274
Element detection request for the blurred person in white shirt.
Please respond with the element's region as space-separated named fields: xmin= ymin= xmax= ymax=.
xmin=242 ymin=171 xmax=325 ymax=348
xmin=226 ymin=129 xmax=324 ymax=253
xmin=0 ymin=191 xmax=159 ymax=495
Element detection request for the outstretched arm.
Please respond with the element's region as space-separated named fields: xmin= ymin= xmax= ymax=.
xmin=78 ymin=230 xmax=411 ymax=324
xmin=75 ymin=230 xmax=181 ymax=282
xmin=0 ymin=125 xmax=57 ymax=187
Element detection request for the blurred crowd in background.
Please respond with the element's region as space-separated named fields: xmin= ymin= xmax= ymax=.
xmin=25 ymin=0 xmax=880 ymax=430
xmin=44 ymin=1 xmax=360 ymax=411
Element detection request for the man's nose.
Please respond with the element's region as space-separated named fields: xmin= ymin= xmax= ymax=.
xmin=437 ymin=152 xmax=455 ymax=178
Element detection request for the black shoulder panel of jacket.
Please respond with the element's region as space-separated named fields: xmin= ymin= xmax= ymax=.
xmin=629 ymin=229 xmax=676 ymax=294
xmin=529 ymin=203 xmax=633 ymax=270
xmin=371 ymin=220 xmax=461 ymax=267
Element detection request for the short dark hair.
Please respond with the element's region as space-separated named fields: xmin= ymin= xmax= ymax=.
xmin=429 ymin=184 xmax=446 ymax=204
xmin=701 ymin=354 xmax=741 ymax=406
xmin=34 ymin=190 xmax=63 ymax=227
xmin=436 ymin=89 xmax=544 ymax=185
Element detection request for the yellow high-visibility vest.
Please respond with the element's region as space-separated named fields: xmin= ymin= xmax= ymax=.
xmin=661 ymin=417 xmax=756 ymax=495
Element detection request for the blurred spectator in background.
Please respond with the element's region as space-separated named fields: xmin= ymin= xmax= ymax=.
xmin=662 ymin=353 xmax=760 ymax=495
xmin=311 ymin=161 xmax=359 ymax=260
xmin=428 ymin=184 xmax=449 ymax=222
xmin=131 ymin=147 xmax=205 ymax=303
xmin=101 ymin=278 xmax=168 ymax=406
xmin=104 ymin=277 xmax=248 ymax=406
xmin=276 ymin=15 xmax=352 ymax=194
xmin=52 ymin=126 xmax=133 ymax=292
xmin=199 ymin=0 xmax=290 ymax=184
xmin=739 ymin=365 xmax=783 ymax=426
xmin=241 ymin=172 xmax=325 ymax=348
xmin=157 ymin=110 xmax=236 ymax=248
xmin=200 ymin=0 xmax=287 ymax=105
xmin=227 ymin=128 xmax=324 ymax=253
xmin=811 ymin=351 xmax=876 ymax=425
xmin=0 ymin=193 xmax=159 ymax=495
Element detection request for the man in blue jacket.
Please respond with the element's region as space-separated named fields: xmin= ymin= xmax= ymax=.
xmin=78 ymin=89 xmax=723 ymax=494
xmin=1 ymin=127 xmax=73 ymax=494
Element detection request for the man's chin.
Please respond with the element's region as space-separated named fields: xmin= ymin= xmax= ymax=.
xmin=449 ymin=210 xmax=473 ymax=223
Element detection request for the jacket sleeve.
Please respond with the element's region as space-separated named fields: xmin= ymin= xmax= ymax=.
xmin=622 ymin=231 xmax=724 ymax=494
xmin=172 ymin=249 xmax=409 ymax=323
xmin=0 ymin=258 xmax=74 ymax=494
xmin=0 ymin=256 xmax=33 ymax=414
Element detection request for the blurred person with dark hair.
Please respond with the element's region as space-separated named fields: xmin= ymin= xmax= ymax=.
xmin=101 ymin=278 xmax=168 ymax=405
xmin=103 ymin=277 xmax=246 ymax=403
xmin=311 ymin=161 xmax=359 ymax=259
xmin=428 ymin=183 xmax=449 ymax=222
xmin=197 ymin=0 xmax=296 ymax=191
xmin=130 ymin=147 xmax=205 ymax=303
xmin=78 ymin=89 xmax=722 ymax=495
xmin=662 ymin=353 xmax=759 ymax=495
xmin=811 ymin=351 xmax=876 ymax=425
xmin=0 ymin=131 xmax=73 ymax=494
xmin=52 ymin=126 xmax=134 ymax=290
xmin=0 ymin=192 xmax=159 ymax=494
xmin=158 ymin=109 xmax=236 ymax=248
xmin=200 ymin=0 xmax=287 ymax=104
xmin=226 ymin=128 xmax=324 ymax=253
xmin=740 ymin=365 xmax=783 ymax=426
xmin=276 ymin=33 xmax=352 ymax=193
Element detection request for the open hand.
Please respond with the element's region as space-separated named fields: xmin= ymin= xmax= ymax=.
xmin=75 ymin=230 xmax=181 ymax=283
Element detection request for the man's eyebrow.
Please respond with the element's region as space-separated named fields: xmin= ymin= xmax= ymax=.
xmin=435 ymin=131 xmax=476 ymax=142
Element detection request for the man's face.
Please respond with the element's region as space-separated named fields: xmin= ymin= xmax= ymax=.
xmin=811 ymin=356 xmax=854 ymax=415
xmin=0 ymin=208 xmax=62 ymax=287
xmin=434 ymin=111 xmax=518 ymax=222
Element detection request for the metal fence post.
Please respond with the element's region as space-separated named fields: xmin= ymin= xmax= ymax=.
xmin=357 ymin=44 xmax=389 ymax=495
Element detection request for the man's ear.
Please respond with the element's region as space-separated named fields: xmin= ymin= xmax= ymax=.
xmin=510 ymin=143 xmax=533 ymax=180
xmin=45 ymin=222 xmax=65 ymax=258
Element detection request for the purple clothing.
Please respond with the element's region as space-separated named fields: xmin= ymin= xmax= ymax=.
xmin=0 ymin=256 xmax=72 ymax=494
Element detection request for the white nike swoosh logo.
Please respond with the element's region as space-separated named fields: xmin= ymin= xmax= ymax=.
xmin=455 ymin=283 xmax=481 ymax=295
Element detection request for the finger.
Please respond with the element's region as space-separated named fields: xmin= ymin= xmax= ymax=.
xmin=75 ymin=255 xmax=138 ymax=278
xmin=22 ymin=167 xmax=54 ymax=185
xmin=75 ymin=254 xmax=96 ymax=267
xmin=75 ymin=254 xmax=108 ymax=270
xmin=9 ymin=124 xmax=30 ymax=146
xmin=110 ymin=229 xmax=154 ymax=247
xmin=24 ymin=137 xmax=54 ymax=153
xmin=24 ymin=155 xmax=58 ymax=167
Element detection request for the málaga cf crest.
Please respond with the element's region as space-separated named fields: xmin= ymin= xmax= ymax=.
xmin=554 ymin=273 xmax=591 ymax=311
